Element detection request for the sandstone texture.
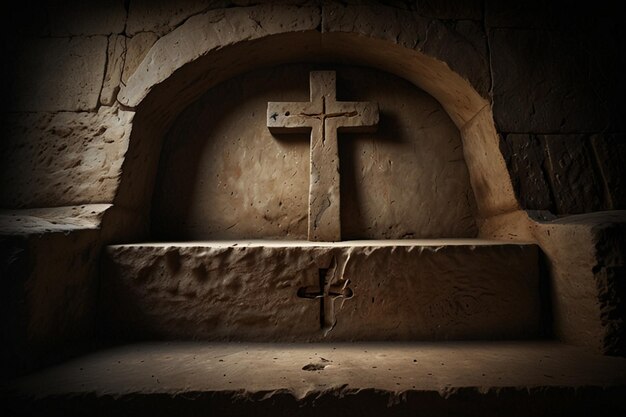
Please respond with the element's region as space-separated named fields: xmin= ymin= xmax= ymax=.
xmin=101 ymin=240 xmax=541 ymax=342
xmin=480 ymin=210 xmax=626 ymax=355
xmin=267 ymin=71 xmax=379 ymax=241
xmin=9 ymin=36 xmax=108 ymax=112
xmin=153 ymin=64 xmax=477 ymax=240
xmin=121 ymin=32 xmax=159 ymax=85
xmin=100 ymin=35 xmax=126 ymax=106
xmin=0 ymin=106 xmax=133 ymax=208
xmin=4 ymin=341 xmax=626 ymax=416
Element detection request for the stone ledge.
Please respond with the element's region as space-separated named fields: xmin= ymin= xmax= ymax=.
xmin=0 ymin=205 xmax=110 ymax=235
xmin=101 ymin=240 xmax=542 ymax=341
xmin=4 ymin=341 xmax=625 ymax=416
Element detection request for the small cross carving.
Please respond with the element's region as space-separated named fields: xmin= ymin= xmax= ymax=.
xmin=297 ymin=258 xmax=353 ymax=333
xmin=267 ymin=71 xmax=379 ymax=241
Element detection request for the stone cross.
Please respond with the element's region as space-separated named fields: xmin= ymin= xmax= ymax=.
xmin=267 ymin=71 xmax=379 ymax=241
xmin=297 ymin=262 xmax=353 ymax=332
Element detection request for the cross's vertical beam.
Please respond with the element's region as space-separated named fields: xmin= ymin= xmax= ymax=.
xmin=267 ymin=71 xmax=379 ymax=242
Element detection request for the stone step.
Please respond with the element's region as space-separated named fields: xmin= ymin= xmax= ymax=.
xmin=100 ymin=239 xmax=544 ymax=341
xmin=3 ymin=341 xmax=625 ymax=416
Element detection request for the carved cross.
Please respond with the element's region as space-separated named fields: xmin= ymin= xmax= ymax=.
xmin=267 ymin=71 xmax=379 ymax=241
xmin=297 ymin=260 xmax=353 ymax=333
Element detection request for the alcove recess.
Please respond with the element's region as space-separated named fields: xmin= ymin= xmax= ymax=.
xmin=150 ymin=63 xmax=478 ymax=241
xmin=100 ymin=63 xmax=541 ymax=343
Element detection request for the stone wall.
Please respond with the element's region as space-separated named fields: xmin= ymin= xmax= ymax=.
xmin=1 ymin=0 xmax=623 ymax=215
xmin=0 ymin=0 xmax=624 ymax=376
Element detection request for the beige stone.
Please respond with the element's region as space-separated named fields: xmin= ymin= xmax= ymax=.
xmin=10 ymin=36 xmax=108 ymax=112
xmin=121 ymin=32 xmax=159 ymax=85
xmin=101 ymin=240 xmax=541 ymax=342
xmin=0 ymin=205 xmax=110 ymax=235
xmin=268 ymin=71 xmax=379 ymax=241
xmin=460 ymin=105 xmax=520 ymax=217
xmin=0 ymin=106 xmax=133 ymax=208
xmin=152 ymin=64 xmax=477 ymax=241
xmin=100 ymin=35 xmax=127 ymax=106
xmin=8 ymin=342 xmax=626 ymax=415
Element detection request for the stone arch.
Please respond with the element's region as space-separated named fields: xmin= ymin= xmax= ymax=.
xmin=113 ymin=4 xmax=519 ymax=238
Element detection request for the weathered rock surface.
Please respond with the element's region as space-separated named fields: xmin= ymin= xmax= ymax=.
xmin=5 ymin=342 xmax=626 ymax=416
xmin=418 ymin=0 xmax=483 ymax=20
xmin=152 ymin=64 xmax=477 ymax=240
xmin=121 ymin=32 xmax=159 ymax=85
xmin=543 ymin=135 xmax=605 ymax=214
xmin=100 ymin=35 xmax=126 ymax=106
xmin=0 ymin=106 xmax=133 ymax=208
xmin=591 ymin=133 xmax=626 ymax=210
xmin=501 ymin=134 xmax=554 ymax=211
xmin=9 ymin=36 xmax=108 ymax=112
xmin=460 ymin=106 xmax=519 ymax=217
xmin=489 ymin=26 xmax=622 ymax=133
xmin=101 ymin=240 xmax=541 ymax=342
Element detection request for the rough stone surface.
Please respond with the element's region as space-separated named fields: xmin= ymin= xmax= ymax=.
xmin=4 ymin=342 xmax=626 ymax=416
xmin=0 ymin=107 xmax=133 ymax=209
xmin=420 ymin=19 xmax=490 ymax=98
xmin=501 ymin=134 xmax=554 ymax=211
xmin=100 ymin=35 xmax=126 ymax=106
xmin=268 ymin=71 xmax=379 ymax=241
xmin=0 ymin=205 xmax=110 ymax=235
xmin=460 ymin=106 xmax=519 ymax=217
xmin=490 ymin=26 xmax=622 ymax=133
xmin=9 ymin=36 xmax=108 ymax=112
xmin=121 ymin=32 xmax=159 ymax=85
xmin=152 ymin=64 xmax=477 ymax=240
xmin=544 ymin=135 xmax=605 ymax=214
xmin=45 ymin=0 xmax=127 ymax=36
xmin=480 ymin=210 xmax=626 ymax=355
xmin=101 ymin=240 xmax=541 ymax=342
xmin=591 ymin=133 xmax=626 ymax=210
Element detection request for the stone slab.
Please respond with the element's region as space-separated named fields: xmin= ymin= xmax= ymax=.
xmin=122 ymin=32 xmax=159 ymax=85
xmin=0 ymin=106 xmax=133 ymax=208
xmin=101 ymin=240 xmax=541 ymax=341
xmin=9 ymin=36 xmax=108 ymax=112
xmin=4 ymin=341 xmax=626 ymax=416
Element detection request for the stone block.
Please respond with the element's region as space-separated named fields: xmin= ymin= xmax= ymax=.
xmin=100 ymin=35 xmax=126 ymax=106
xmin=501 ymin=134 xmax=554 ymax=211
xmin=9 ymin=36 xmax=108 ymax=112
xmin=0 ymin=106 xmax=133 ymax=208
xmin=543 ymin=135 xmax=605 ymax=214
xmin=0 ymin=205 xmax=109 ymax=377
xmin=46 ymin=0 xmax=126 ymax=36
xmin=121 ymin=32 xmax=159 ymax=85
xmin=591 ymin=134 xmax=626 ymax=210
xmin=101 ymin=240 xmax=542 ymax=342
xmin=490 ymin=28 xmax=613 ymax=133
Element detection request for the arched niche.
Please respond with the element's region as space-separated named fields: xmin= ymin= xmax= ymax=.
xmin=113 ymin=7 xmax=519 ymax=239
